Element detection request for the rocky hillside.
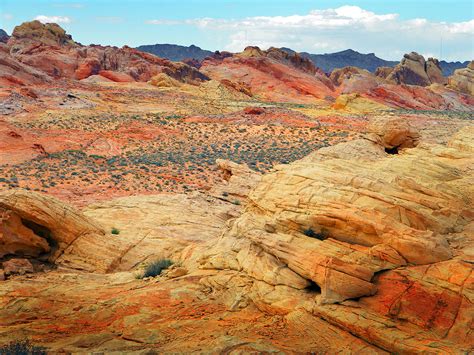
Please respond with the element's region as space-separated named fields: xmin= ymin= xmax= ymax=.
xmin=1 ymin=21 xmax=208 ymax=86
xmin=136 ymin=43 xmax=213 ymax=62
xmin=200 ymin=46 xmax=335 ymax=102
xmin=448 ymin=60 xmax=474 ymax=95
xmin=0 ymin=118 xmax=473 ymax=353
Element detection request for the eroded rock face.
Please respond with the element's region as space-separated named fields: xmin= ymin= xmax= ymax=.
xmin=197 ymin=120 xmax=473 ymax=307
xmin=0 ymin=190 xmax=122 ymax=272
xmin=210 ymin=159 xmax=261 ymax=203
xmin=2 ymin=21 xmax=209 ymax=86
xmin=3 ymin=258 xmax=34 ymax=276
xmin=366 ymin=116 xmax=420 ymax=149
xmin=0 ymin=191 xmax=237 ymax=274
xmin=448 ymin=60 xmax=474 ymax=95
xmin=200 ymin=46 xmax=335 ymax=103
xmin=9 ymin=20 xmax=75 ymax=49
xmin=386 ymin=52 xmax=446 ymax=86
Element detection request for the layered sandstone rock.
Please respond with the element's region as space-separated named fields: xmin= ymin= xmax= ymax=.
xmin=2 ymin=21 xmax=209 ymax=87
xmin=0 ymin=191 xmax=237 ymax=274
xmin=209 ymin=159 xmax=261 ymax=203
xmin=201 ymin=46 xmax=335 ymax=103
xmin=386 ymin=52 xmax=446 ymax=86
xmin=0 ymin=122 xmax=472 ymax=353
xmin=190 ymin=120 xmax=474 ymax=353
xmin=9 ymin=20 xmax=75 ymax=49
xmin=197 ymin=120 xmax=472 ymax=306
xmin=448 ymin=60 xmax=474 ymax=95
xmin=0 ymin=190 xmax=124 ymax=272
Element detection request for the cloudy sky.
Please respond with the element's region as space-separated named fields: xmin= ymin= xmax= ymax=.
xmin=1 ymin=0 xmax=473 ymax=61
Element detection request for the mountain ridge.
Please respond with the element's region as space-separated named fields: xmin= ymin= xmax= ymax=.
xmin=137 ymin=43 xmax=469 ymax=76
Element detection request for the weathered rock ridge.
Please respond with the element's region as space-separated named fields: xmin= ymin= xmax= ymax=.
xmin=384 ymin=52 xmax=447 ymax=86
xmin=448 ymin=60 xmax=474 ymax=96
xmin=2 ymin=21 xmax=208 ymax=86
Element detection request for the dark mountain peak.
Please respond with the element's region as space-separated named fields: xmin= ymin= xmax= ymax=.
xmin=279 ymin=47 xmax=398 ymax=73
xmin=335 ymin=49 xmax=358 ymax=55
xmin=136 ymin=43 xmax=213 ymax=62
xmin=0 ymin=29 xmax=9 ymax=43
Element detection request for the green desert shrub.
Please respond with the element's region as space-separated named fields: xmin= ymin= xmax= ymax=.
xmin=111 ymin=227 xmax=120 ymax=235
xmin=303 ymin=227 xmax=329 ymax=241
xmin=141 ymin=259 xmax=173 ymax=278
xmin=0 ymin=339 xmax=47 ymax=355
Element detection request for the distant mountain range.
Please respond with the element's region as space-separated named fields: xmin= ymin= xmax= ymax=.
xmin=137 ymin=43 xmax=469 ymax=76
xmin=281 ymin=48 xmax=398 ymax=73
xmin=438 ymin=60 xmax=471 ymax=76
xmin=136 ymin=44 xmax=213 ymax=62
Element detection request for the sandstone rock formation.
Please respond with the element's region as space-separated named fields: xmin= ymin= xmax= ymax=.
xmin=209 ymin=159 xmax=261 ymax=203
xmin=0 ymin=190 xmax=122 ymax=272
xmin=2 ymin=21 xmax=209 ymax=86
xmin=328 ymin=63 xmax=472 ymax=111
xmin=189 ymin=120 xmax=474 ymax=352
xmin=0 ymin=120 xmax=473 ymax=353
xmin=9 ymin=20 xmax=75 ymax=49
xmin=385 ymin=52 xmax=447 ymax=86
xmin=0 ymin=190 xmax=237 ymax=276
xmin=200 ymin=46 xmax=335 ymax=103
xmin=448 ymin=60 xmax=474 ymax=95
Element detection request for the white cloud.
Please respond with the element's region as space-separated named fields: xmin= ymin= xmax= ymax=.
xmin=146 ymin=6 xmax=474 ymax=61
xmin=34 ymin=15 xmax=72 ymax=24
xmin=2 ymin=13 xmax=13 ymax=21
xmin=145 ymin=19 xmax=183 ymax=25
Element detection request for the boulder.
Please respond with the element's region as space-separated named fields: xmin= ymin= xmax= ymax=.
xmin=366 ymin=116 xmax=420 ymax=150
xmin=3 ymin=258 xmax=34 ymax=276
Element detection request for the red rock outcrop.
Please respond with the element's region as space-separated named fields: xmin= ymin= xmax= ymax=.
xmin=201 ymin=46 xmax=335 ymax=103
xmin=2 ymin=21 xmax=209 ymax=87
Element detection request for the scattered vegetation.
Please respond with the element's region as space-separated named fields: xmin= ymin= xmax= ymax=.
xmin=111 ymin=227 xmax=120 ymax=235
xmin=140 ymin=259 xmax=173 ymax=279
xmin=303 ymin=227 xmax=329 ymax=241
xmin=0 ymin=339 xmax=47 ymax=355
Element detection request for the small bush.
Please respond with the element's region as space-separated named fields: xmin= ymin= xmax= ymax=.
xmin=111 ymin=228 xmax=120 ymax=235
xmin=141 ymin=259 xmax=173 ymax=278
xmin=232 ymin=200 xmax=241 ymax=205
xmin=0 ymin=339 xmax=47 ymax=355
xmin=303 ymin=228 xmax=328 ymax=241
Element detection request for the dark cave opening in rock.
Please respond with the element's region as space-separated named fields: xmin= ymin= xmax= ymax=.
xmin=306 ymin=280 xmax=322 ymax=293
xmin=21 ymin=219 xmax=58 ymax=261
xmin=385 ymin=146 xmax=399 ymax=155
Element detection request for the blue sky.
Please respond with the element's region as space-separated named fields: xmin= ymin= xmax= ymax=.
xmin=1 ymin=0 xmax=473 ymax=60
